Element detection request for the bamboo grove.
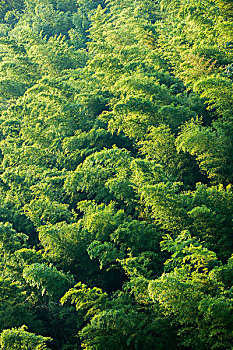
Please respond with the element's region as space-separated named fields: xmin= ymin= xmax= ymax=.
xmin=0 ymin=0 xmax=232 ymax=349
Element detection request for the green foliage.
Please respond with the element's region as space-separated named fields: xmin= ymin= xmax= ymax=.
xmin=0 ymin=0 xmax=232 ymax=348
xmin=176 ymin=118 xmax=233 ymax=183
xmin=137 ymin=180 xmax=233 ymax=258
xmin=0 ymin=326 xmax=52 ymax=350
xmin=23 ymin=263 xmax=74 ymax=299
xmin=0 ymin=38 xmax=39 ymax=100
xmin=88 ymin=1 xmax=198 ymax=138
xmin=24 ymin=196 xmax=73 ymax=226
xmin=61 ymin=282 xmax=108 ymax=317
xmin=157 ymin=0 xmax=233 ymax=123
xmin=0 ymin=278 xmax=42 ymax=333
xmin=64 ymin=147 xmax=135 ymax=204
xmin=38 ymin=221 xmax=95 ymax=277
xmin=63 ymin=285 xmax=174 ymax=350
xmin=0 ymin=1 xmax=24 ymax=21
xmin=148 ymin=233 xmax=233 ymax=349
xmin=0 ymin=222 xmax=28 ymax=253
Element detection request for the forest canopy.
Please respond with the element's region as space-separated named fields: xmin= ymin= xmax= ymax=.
xmin=0 ymin=0 xmax=232 ymax=349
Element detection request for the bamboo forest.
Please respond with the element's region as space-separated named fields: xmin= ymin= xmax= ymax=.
xmin=0 ymin=0 xmax=233 ymax=349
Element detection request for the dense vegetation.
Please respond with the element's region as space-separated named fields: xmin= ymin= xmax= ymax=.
xmin=0 ymin=0 xmax=232 ymax=349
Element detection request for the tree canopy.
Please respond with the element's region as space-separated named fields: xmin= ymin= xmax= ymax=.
xmin=0 ymin=0 xmax=232 ymax=349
